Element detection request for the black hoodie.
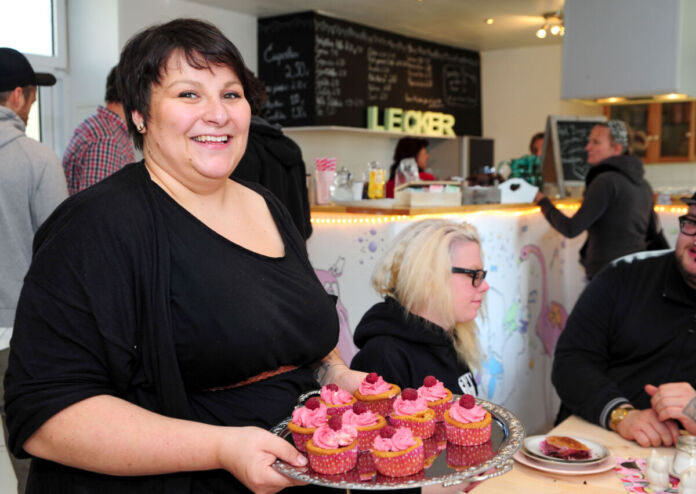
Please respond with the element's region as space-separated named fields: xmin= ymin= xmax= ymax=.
xmin=232 ymin=116 xmax=312 ymax=239
xmin=350 ymin=297 xmax=477 ymax=395
xmin=537 ymin=154 xmax=653 ymax=278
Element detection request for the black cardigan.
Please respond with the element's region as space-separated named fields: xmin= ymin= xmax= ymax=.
xmin=5 ymin=162 xmax=323 ymax=493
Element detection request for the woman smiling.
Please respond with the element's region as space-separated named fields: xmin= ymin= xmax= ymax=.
xmin=5 ymin=19 xmax=364 ymax=494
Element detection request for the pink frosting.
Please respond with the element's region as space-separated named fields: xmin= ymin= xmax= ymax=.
xmin=312 ymin=424 xmax=358 ymax=449
xmin=291 ymin=403 xmax=328 ymax=428
xmin=373 ymin=427 xmax=418 ymax=452
xmin=392 ymin=395 xmax=429 ymax=416
xmin=342 ymin=409 xmax=379 ymax=428
xmin=418 ymin=381 xmax=448 ymax=402
xmin=320 ymin=386 xmax=354 ymax=405
xmin=449 ymin=402 xmax=487 ymax=423
xmin=358 ymin=376 xmax=393 ymax=395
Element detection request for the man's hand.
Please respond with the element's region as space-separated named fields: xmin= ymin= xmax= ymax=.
xmin=615 ymin=408 xmax=680 ymax=447
xmin=646 ymin=382 xmax=696 ymax=434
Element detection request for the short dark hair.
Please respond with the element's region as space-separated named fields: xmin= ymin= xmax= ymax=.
xmin=389 ymin=137 xmax=429 ymax=181
xmin=529 ymin=132 xmax=544 ymax=155
xmin=104 ymin=66 xmax=121 ymax=103
xmin=117 ymin=18 xmax=258 ymax=150
xmin=0 ymin=85 xmax=33 ymax=106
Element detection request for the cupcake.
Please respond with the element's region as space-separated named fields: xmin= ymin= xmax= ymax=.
xmin=443 ymin=394 xmax=492 ymax=446
xmin=306 ymin=415 xmax=358 ymax=475
xmin=341 ymin=402 xmax=387 ymax=452
xmin=371 ymin=425 xmax=424 ymax=477
xmin=417 ymin=375 xmax=453 ymax=422
xmin=389 ymin=388 xmax=436 ymax=439
xmin=422 ymin=436 xmax=440 ymax=469
xmin=357 ymin=451 xmax=376 ymax=482
xmin=319 ymin=383 xmax=357 ymax=416
xmin=287 ymin=397 xmax=328 ymax=453
xmin=353 ymin=372 xmax=401 ymax=417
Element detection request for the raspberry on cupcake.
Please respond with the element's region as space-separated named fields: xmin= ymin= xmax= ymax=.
xmin=371 ymin=425 xmax=424 ymax=477
xmin=306 ymin=415 xmax=358 ymax=475
xmin=417 ymin=375 xmax=453 ymax=422
xmin=443 ymin=394 xmax=492 ymax=446
xmin=388 ymin=388 xmax=436 ymax=439
xmin=341 ymin=402 xmax=387 ymax=452
xmin=287 ymin=397 xmax=328 ymax=453
xmin=353 ymin=372 xmax=401 ymax=417
xmin=319 ymin=383 xmax=357 ymax=416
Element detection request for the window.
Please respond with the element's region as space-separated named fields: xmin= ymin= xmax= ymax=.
xmin=0 ymin=0 xmax=66 ymax=153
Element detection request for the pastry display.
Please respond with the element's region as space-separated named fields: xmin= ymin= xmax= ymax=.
xmin=443 ymin=394 xmax=492 ymax=446
xmin=341 ymin=402 xmax=387 ymax=451
xmin=319 ymin=383 xmax=357 ymax=416
xmin=417 ymin=375 xmax=453 ymax=422
xmin=371 ymin=425 xmax=425 ymax=477
xmin=389 ymin=388 xmax=436 ymax=439
xmin=353 ymin=372 xmax=401 ymax=417
xmin=540 ymin=436 xmax=591 ymax=460
xmin=287 ymin=397 xmax=328 ymax=453
xmin=306 ymin=415 xmax=359 ymax=475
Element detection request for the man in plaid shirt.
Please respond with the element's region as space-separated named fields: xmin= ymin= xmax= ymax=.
xmin=62 ymin=66 xmax=134 ymax=195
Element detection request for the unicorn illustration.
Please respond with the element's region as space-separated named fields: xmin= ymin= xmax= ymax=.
xmin=314 ymin=257 xmax=358 ymax=362
xmin=519 ymin=245 xmax=568 ymax=355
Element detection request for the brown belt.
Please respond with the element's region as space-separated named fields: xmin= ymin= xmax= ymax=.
xmin=204 ymin=365 xmax=299 ymax=391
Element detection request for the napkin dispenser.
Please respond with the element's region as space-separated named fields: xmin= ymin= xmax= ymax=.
xmin=498 ymin=178 xmax=539 ymax=204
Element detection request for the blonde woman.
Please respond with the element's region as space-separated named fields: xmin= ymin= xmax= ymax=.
xmin=350 ymin=219 xmax=489 ymax=395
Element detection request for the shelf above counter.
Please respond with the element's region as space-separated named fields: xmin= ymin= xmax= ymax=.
xmin=282 ymin=125 xmax=457 ymax=140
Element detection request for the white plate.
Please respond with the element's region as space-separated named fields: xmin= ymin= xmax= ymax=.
xmin=522 ymin=435 xmax=609 ymax=465
xmin=513 ymin=450 xmax=617 ymax=476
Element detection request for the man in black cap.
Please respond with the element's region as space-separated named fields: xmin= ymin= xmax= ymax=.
xmin=0 ymin=47 xmax=67 ymax=493
xmin=552 ymin=193 xmax=696 ymax=447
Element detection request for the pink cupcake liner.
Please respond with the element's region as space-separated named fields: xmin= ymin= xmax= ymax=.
xmin=290 ymin=430 xmax=313 ymax=453
xmin=434 ymin=423 xmax=447 ymax=451
xmin=359 ymin=396 xmax=396 ymax=417
xmin=308 ymin=445 xmax=358 ymax=475
xmin=444 ymin=422 xmax=492 ymax=446
xmin=373 ymin=443 xmax=425 ymax=477
xmin=428 ymin=400 xmax=453 ymax=422
xmin=389 ymin=416 xmax=436 ymax=439
xmin=446 ymin=441 xmax=495 ymax=468
xmin=423 ymin=436 xmax=439 ymax=469
xmin=357 ymin=427 xmax=382 ymax=452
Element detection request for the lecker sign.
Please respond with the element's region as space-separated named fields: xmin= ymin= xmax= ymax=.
xmin=366 ymin=106 xmax=456 ymax=137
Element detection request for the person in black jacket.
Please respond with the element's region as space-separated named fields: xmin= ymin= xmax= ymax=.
xmin=351 ymin=219 xmax=489 ymax=396
xmin=552 ymin=194 xmax=696 ymax=447
xmin=534 ymin=120 xmax=655 ymax=279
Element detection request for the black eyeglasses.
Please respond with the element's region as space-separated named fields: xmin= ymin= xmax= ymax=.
xmin=679 ymin=216 xmax=696 ymax=236
xmin=451 ymin=267 xmax=487 ymax=287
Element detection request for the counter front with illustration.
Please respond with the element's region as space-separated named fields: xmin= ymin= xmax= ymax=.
xmin=306 ymin=201 xmax=683 ymax=434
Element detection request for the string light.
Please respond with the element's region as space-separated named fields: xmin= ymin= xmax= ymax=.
xmin=310 ymin=204 xmax=685 ymax=225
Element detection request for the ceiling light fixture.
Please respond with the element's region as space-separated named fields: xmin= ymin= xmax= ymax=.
xmin=485 ymin=18 xmax=495 ymax=25
xmin=536 ymin=11 xmax=564 ymax=39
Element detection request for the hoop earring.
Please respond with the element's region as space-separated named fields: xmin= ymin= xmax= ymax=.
xmin=136 ymin=122 xmax=145 ymax=133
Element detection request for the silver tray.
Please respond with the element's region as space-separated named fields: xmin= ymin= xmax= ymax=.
xmin=270 ymin=391 xmax=524 ymax=490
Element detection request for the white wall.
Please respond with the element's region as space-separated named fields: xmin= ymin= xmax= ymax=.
xmin=481 ymin=43 xmax=603 ymax=166
xmin=62 ymin=0 xmax=257 ymax=153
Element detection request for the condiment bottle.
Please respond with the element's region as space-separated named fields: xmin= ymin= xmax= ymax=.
xmin=674 ymin=435 xmax=696 ymax=476
xmin=646 ymin=449 xmax=670 ymax=490
xmin=367 ymin=161 xmax=385 ymax=199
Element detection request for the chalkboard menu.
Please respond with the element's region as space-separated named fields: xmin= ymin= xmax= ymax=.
xmin=542 ymin=115 xmax=607 ymax=194
xmin=257 ymin=11 xmax=481 ymax=136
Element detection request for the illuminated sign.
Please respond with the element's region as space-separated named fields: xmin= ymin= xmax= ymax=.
xmin=366 ymin=106 xmax=456 ymax=137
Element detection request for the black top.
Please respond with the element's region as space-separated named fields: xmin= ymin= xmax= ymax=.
xmin=350 ymin=297 xmax=478 ymax=395
xmin=537 ymin=154 xmax=654 ymax=278
xmin=552 ymin=252 xmax=696 ymax=428
xmin=5 ymin=162 xmax=338 ymax=493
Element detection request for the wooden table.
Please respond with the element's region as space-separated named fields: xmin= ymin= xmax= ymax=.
xmin=477 ymin=415 xmax=674 ymax=493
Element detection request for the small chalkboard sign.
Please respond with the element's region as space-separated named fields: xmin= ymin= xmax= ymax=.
xmin=541 ymin=115 xmax=607 ymax=197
